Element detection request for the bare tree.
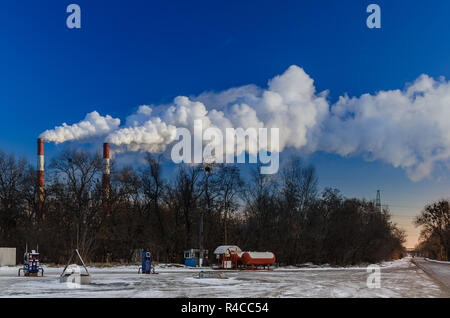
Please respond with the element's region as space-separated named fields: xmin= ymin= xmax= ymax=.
xmin=216 ymin=165 xmax=242 ymax=245
xmin=0 ymin=152 xmax=30 ymax=247
xmin=49 ymin=148 xmax=103 ymax=260
xmin=167 ymin=164 xmax=203 ymax=258
xmin=0 ymin=147 xmax=408 ymax=266
xmin=141 ymin=155 xmax=169 ymax=261
xmin=278 ymin=158 xmax=318 ymax=263
xmin=415 ymin=200 xmax=450 ymax=260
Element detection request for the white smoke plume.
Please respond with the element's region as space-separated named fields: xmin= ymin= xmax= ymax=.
xmin=104 ymin=66 xmax=328 ymax=160
xmin=316 ymin=74 xmax=450 ymax=181
xmin=40 ymin=66 xmax=450 ymax=180
xmin=40 ymin=111 xmax=120 ymax=144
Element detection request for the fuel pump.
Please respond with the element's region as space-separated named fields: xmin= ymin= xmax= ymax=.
xmin=138 ymin=249 xmax=152 ymax=274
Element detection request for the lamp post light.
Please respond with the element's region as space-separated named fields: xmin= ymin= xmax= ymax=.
xmin=199 ymin=163 xmax=213 ymax=267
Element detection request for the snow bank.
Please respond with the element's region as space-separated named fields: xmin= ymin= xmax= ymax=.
xmin=425 ymin=258 xmax=450 ymax=265
xmin=274 ymin=258 xmax=412 ymax=272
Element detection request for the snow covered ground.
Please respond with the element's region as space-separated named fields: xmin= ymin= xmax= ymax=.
xmin=425 ymin=258 xmax=450 ymax=265
xmin=0 ymin=258 xmax=448 ymax=298
xmin=412 ymin=258 xmax=450 ymax=289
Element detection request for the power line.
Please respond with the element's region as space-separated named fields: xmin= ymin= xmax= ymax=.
xmin=388 ymin=204 xmax=423 ymax=209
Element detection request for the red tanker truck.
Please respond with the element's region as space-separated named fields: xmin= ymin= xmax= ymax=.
xmin=240 ymin=252 xmax=276 ymax=269
xmin=214 ymin=246 xmax=276 ymax=270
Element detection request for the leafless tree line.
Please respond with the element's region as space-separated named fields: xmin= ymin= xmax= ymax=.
xmin=415 ymin=200 xmax=450 ymax=261
xmin=0 ymin=148 xmax=406 ymax=265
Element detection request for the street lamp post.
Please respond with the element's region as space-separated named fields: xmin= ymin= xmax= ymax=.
xmin=200 ymin=164 xmax=212 ymax=267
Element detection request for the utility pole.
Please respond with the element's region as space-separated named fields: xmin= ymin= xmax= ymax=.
xmin=200 ymin=164 xmax=212 ymax=267
xmin=199 ymin=193 xmax=204 ymax=268
xmin=376 ymin=190 xmax=382 ymax=212
xmin=224 ymin=213 xmax=228 ymax=245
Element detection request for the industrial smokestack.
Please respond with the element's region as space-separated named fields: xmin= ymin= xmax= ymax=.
xmin=37 ymin=138 xmax=45 ymax=214
xmin=103 ymin=143 xmax=111 ymax=214
xmin=103 ymin=142 xmax=110 ymax=185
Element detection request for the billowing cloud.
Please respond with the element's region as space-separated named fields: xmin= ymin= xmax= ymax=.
xmin=40 ymin=66 xmax=450 ymax=180
xmin=106 ymin=117 xmax=177 ymax=153
xmin=104 ymin=66 xmax=328 ymax=160
xmin=316 ymin=74 xmax=450 ymax=181
xmin=40 ymin=111 xmax=120 ymax=144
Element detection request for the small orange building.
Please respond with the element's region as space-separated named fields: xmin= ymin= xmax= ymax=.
xmin=213 ymin=245 xmax=242 ymax=269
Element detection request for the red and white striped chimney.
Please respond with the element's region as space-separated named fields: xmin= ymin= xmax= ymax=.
xmin=37 ymin=138 xmax=45 ymax=211
xmin=103 ymin=143 xmax=111 ymax=198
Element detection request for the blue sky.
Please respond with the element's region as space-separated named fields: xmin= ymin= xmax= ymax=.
xmin=1 ymin=0 xmax=450 ymax=247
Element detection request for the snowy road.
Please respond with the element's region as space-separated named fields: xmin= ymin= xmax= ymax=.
xmin=411 ymin=258 xmax=450 ymax=290
xmin=0 ymin=258 xmax=448 ymax=298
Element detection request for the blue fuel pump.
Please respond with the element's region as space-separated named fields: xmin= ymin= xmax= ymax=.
xmin=139 ymin=250 xmax=152 ymax=274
